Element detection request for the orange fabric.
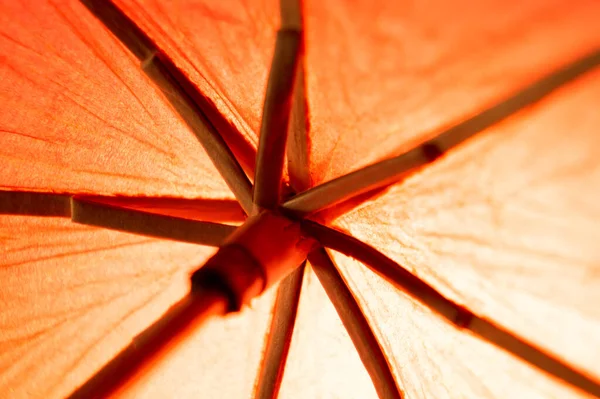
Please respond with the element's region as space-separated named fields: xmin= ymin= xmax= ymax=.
xmin=1 ymin=0 xmax=600 ymax=397
xmin=277 ymin=266 xmax=379 ymax=398
xmin=113 ymin=0 xmax=280 ymax=172
xmin=331 ymin=253 xmax=591 ymax=399
xmin=0 ymin=215 xmax=214 ymax=398
xmin=117 ymin=286 xmax=277 ymax=398
xmin=334 ymin=69 xmax=600 ymax=382
xmin=0 ymin=0 xmax=231 ymax=199
xmin=303 ymin=0 xmax=600 ymax=185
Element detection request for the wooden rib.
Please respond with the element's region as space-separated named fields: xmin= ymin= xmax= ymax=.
xmin=280 ymin=0 xmax=303 ymax=30
xmin=309 ymin=248 xmax=404 ymax=399
xmin=0 ymin=190 xmax=245 ymax=222
xmin=84 ymin=0 xmax=258 ymax=178
xmin=271 ymin=2 xmax=402 ymax=395
xmin=287 ymin=58 xmax=311 ymax=193
xmin=80 ymin=0 xmax=155 ymax=61
xmin=252 ymin=3 xmax=313 ymax=397
xmin=71 ymin=196 xmax=235 ymax=247
xmin=142 ymin=55 xmax=253 ymax=214
xmin=253 ymin=29 xmax=301 ymax=211
xmin=0 ymin=191 xmax=71 ymax=216
xmin=79 ymin=195 xmax=245 ymax=223
xmin=282 ymin=48 xmax=600 ymax=217
xmin=254 ymin=265 xmax=305 ymax=399
xmin=68 ymin=289 xmax=228 ymax=399
xmin=302 ymin=220 xmax=600 ymax=398
xmin=80 ymin=0 xmax=254 ymax=214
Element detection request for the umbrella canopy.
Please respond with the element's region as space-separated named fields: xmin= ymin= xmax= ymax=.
xmin=1 ymin=0 xmax=600 ymax=398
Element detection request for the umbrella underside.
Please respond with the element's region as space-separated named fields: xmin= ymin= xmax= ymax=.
xmin=1 ymin=0 xmax=600 ymax=398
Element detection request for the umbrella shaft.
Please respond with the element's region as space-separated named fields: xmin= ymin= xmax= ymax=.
xmin=68 ymin=290 xmax=228 ymax=398
xmin=192 ymin=210 xmax=317 ymax=310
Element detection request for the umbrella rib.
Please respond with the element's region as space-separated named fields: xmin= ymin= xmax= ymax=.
xmin=80 ymin=0 xmax=254 ymax=214
xmin=0 ymin=190 xmax=246 ymax=222
xmin=0 ymin=191 xmax=71 ymax=217
xmin=70 ymin=196 xmax=235 ymax=247
xmin=141 ymin=55 xmax=254 ymax=214
xmin=253 ymin=265 xmax=305 ymax=399
xmin=302 ymin=220 xmax=600 ymax=398
xmin=286 ymin=61 xmax=311 ymax=192
xmin=80 ymin=0 xmax=155 ymax=60
xmin=253 ymin=4 xmax=314 ymax=398
xmin=253 ymin=28 xmax=301 ymax=211
xmin=256 ymin=3 xmax=403 ymax=395
xmin=73 ymin=195 xmax=246 ymax=223
xmin=282 ymin=48 xmax=600 ymax=218
xmin=309 ymin=248 xmax=404 ymax=399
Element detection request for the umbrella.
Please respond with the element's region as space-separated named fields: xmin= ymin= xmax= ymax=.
xmin=1 ymin=0 xmax=599 ymax=397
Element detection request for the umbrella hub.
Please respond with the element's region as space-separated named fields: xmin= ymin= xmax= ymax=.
xmin=191 ymin=210 xmax=317 ymax=311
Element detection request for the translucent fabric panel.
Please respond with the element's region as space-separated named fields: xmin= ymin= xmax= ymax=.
xmin=0 ymin=0 xmax=231 ymax=198
xmin=303 ymin=0 xmax=600 ymax=184
xmin=334 ymin=69 xmax=600 ymax=380
xmin=119 ymin=287 xmax=277 ymax=398
xmin=114 ymin=0 xmax=279 ymax=160
xmin=331 ymin=253 xmax=593 ymax=398
xmin=0 ymin=215 xmax=215 ymax=398
xmin=278 ymin=266 xmax=378 ymax=399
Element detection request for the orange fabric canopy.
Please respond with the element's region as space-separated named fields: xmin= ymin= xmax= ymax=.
xmin=1 ymin=0 xmax=600 ymax=398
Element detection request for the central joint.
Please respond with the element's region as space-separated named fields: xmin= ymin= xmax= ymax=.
xmin=191 ymin=210 xmax=317 ymax=311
